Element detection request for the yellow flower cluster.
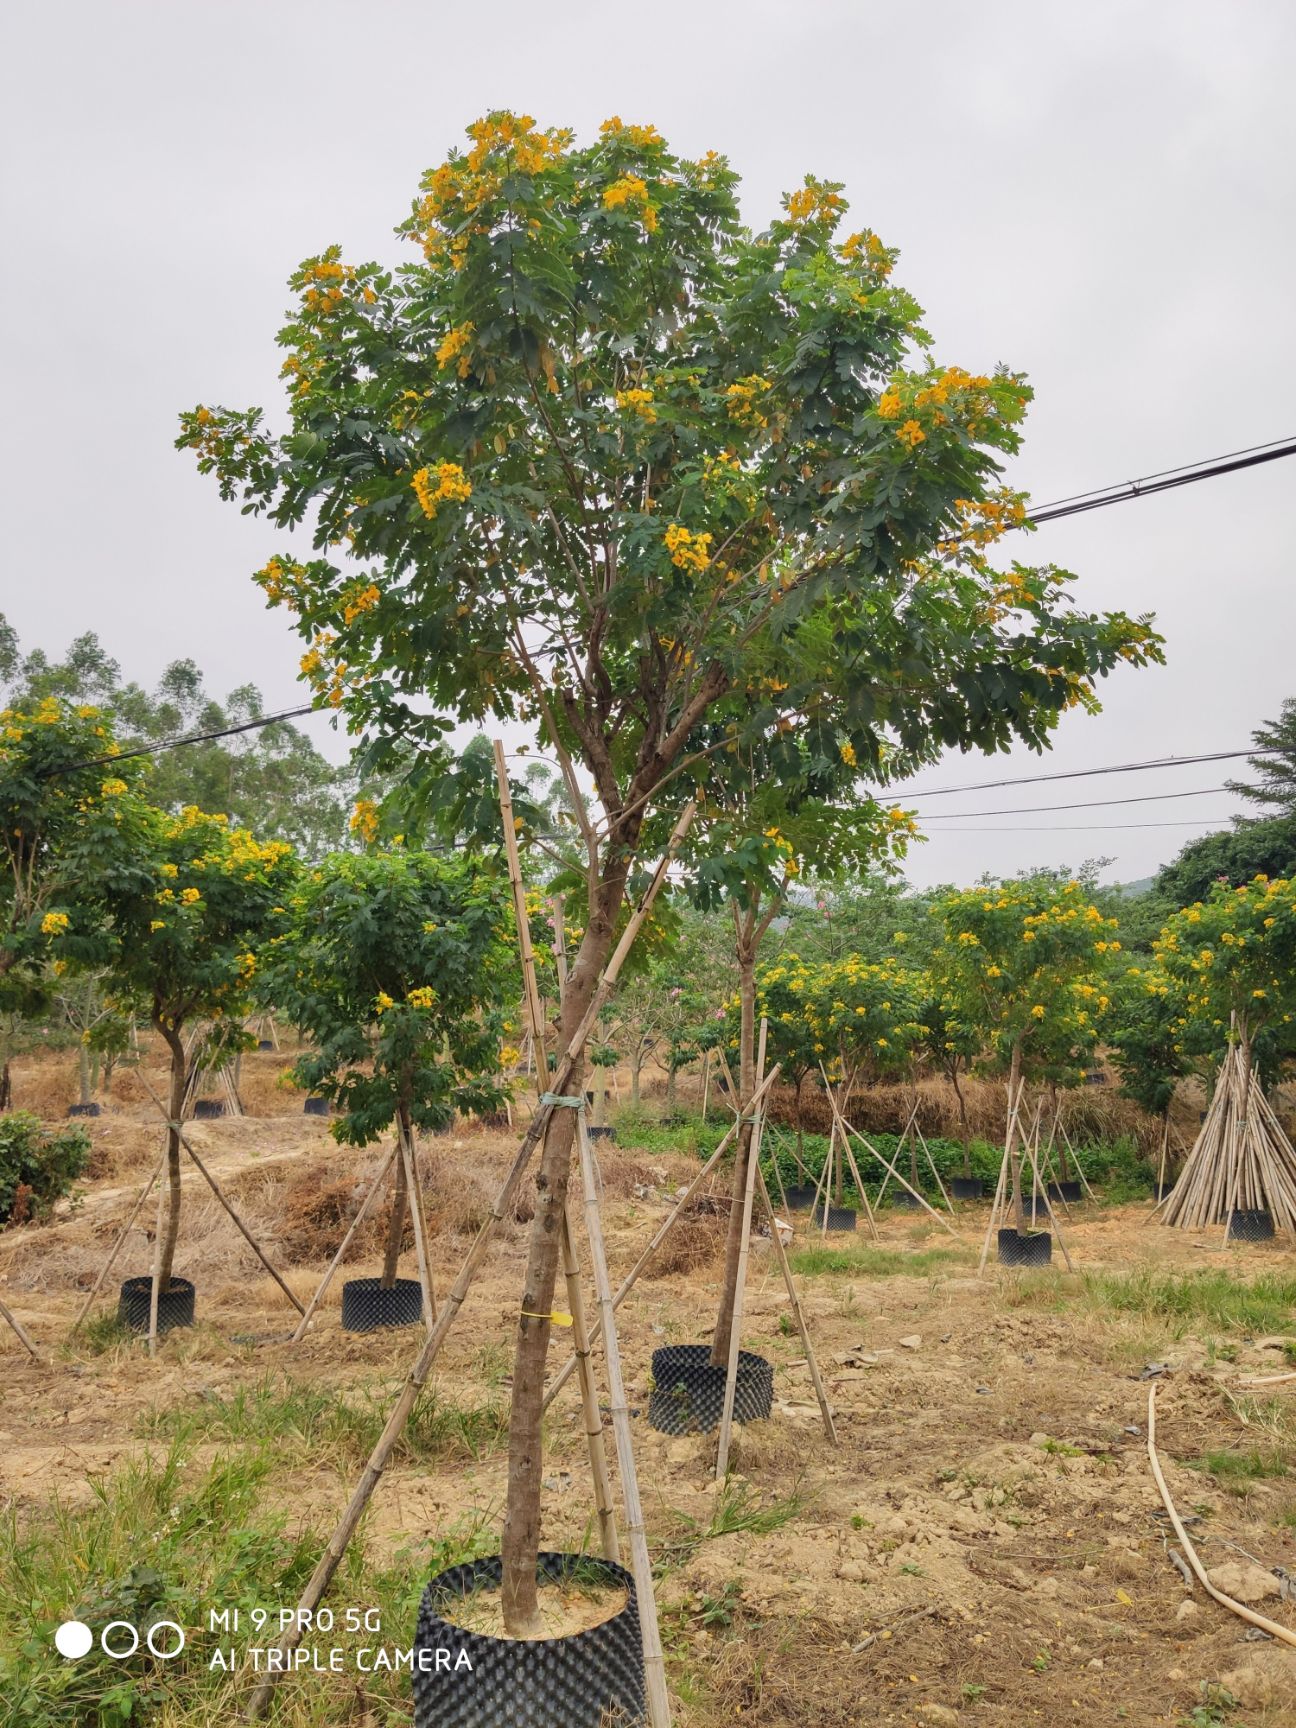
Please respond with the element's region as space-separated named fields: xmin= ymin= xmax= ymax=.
xmin=341 ymin=582 xmax=381 ymax=624
xmin=254 ymin=555 xmax=310 ymax=611
xmin=614 ymin=387 xmax=657 ymax=422
xmin=436 ymin=321 xmax=475 ymax=375
xmin=40 ymin=911 xmax=70 ymax=935
xmin=602 ymin=174 xmax=658 ymax=232
xmin=896 ymin=419 xmax=925 ymax=450
xmin=600 ymin=117 xmax=663 ymax=149
xmin=407 ymin=986 xmax=437 ymax=1009
xmin=100 ymin=778 xmax=128 ymax=797
xmin=412 ymin=462 xmax=472 ymax=519
xmin=663 ymin=522 xmax=712 ymax=572
xmin=725 ymin=376 xmax=772 ymax=428
xmin=350 ymin=798 xmax=380 ymax=844
xmin=410 ymin=114 xmax=570 ymax=265
xmin=785 ymin=180 xmax=846 ymax=226
xmin=374 ymin=991 xmax=395 ymax=1014
xmin=840 ymin=741 xmax=857 ymax=768
xmin=840 ymin=229 xmax=893 ymax=277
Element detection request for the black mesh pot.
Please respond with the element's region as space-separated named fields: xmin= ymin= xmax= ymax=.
xmin=1048 ymin=1180 xmax=1083 ymax=1204
xmin=588 ymin=1126 xmax=617 ymax=1142
xmin=648 ymin=1343 xmax=774 ymax=1435
xmin=257 ymin=1039 xmax=275 ymax=1052
xmin=890 ymin=1189 xmax=923 ymax=1210
xmin=303 ymin=1096 xmax=330 ymax=1117
xmin=814 ymin=1204 xmax=857 ymax=1232
xmin=192 ymin=1098 xmax=224 ymax=1120
xmin=1227 ymin=1209 xmax=1275 ymax=1243
xmin=949 ymin=1177 xmax=983 ymax=1200
xmin=659 ymin=1113 xmax=687 ymax=1127
xmin=341 ymin=1277 xmax=424 ymax=1332
xmin=117 ymin=1274 xmax=195 ymax=1333
xmin=413 ymin=1551 xmax=644 ymax=1728
xmin=67 ymin=1102 xmax=101 ymax=1118
xmin=782 ymin=1183 xmax=818 ymax=1210
xmin=1156 ymin=1181 xmax=1177 ymax=1203
xmin=476 ymin=1111 xmax=510 ymax=1130
xmin=997 ymin=1229 xmax=1052 ymax=1267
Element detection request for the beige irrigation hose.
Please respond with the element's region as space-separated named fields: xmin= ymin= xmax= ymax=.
xmin=1146 ymin=1381 xmax=1296 ymax=1649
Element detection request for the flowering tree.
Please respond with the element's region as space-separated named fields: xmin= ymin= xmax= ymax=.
xmin=181 ymin=110 xmax=1159 ymax=1630
xmin=258 ymin=850 xmax=511 ymax=1285
xmin=1152 ymin=876 xmax=1296 ymax=1092
xmin=58 ymin=805 xmax=297 ymax=1292
xmin=931 ymin=879 xmax=1120 ymax=1227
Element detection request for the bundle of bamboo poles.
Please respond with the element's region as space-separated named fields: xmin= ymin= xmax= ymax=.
xmin=1160 ymin=1043 xmax=1296 ymax=1234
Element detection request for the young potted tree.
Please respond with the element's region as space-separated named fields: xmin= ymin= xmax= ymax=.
xmin=187 ymin=108 xmax=1161 ymax=1710
xmin=58 ymin=801 xmax=297 ymax=1330
xmin=931 ymin=877 xmax=1121 ymax=1263
xmin=259 ymin=846 xmax=511 ymax=1330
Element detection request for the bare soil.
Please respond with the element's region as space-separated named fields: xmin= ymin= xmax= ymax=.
xmin=2 ymin=1047 xmax=1295 ymax=1724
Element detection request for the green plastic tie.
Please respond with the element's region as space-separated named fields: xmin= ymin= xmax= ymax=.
xmin=541 ymin=1092 xmax=585 ymax=1109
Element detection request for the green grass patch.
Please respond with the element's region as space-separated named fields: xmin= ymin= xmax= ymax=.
xmin=140 ymin=1375 xmax=507 ymax=1467
xmin=657 ymin=1479 xmax=807 ymax=1572
xmin=788 ymin=1242 xmax=969 ymax=1278
xmin=0 ymin=1439 xmax=498 ymax=1727
xmin=1082 ymin=1267 xmax=1296 ymax=1334
xmin=1196 ymin=1448 xmax=1290 ymax=1486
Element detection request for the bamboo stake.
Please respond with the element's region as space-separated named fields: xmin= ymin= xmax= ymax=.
xmin=576 ymin=1114 xmax=672 ymax=1728
xmin=913 ymin=1120 xmax=955 ymax=1216
xmin=835 ymin=1115 xmax=957 ymax=1237
xmin=541 ymin=1065 xmax=782 ymax=1413
xmin=840 ymin=1137 xmax=881 ymax=1244
xmin=147 ymin=1162 xmax=166 ymax=1358
xmin=399 ymin=1126 xmax=436 ymax=1332
xmin=290 ymin=1144 xmax=400 ymax=1343
xmin=135 ymin=1077 xmax=306 ymax=1318
xmin=0 ymin=1293 xmax=42 ymax=1362
xmin=244 ymin=802 xmax=696 ymax=1719
xmin=977 ymin=1079 xmax=1023 ymax=1275
xmin=494 ymin=740 xmax=616 ymax=1565
xmin=700 ymin=1048 xmax=711 ymax=1123
xmin=754 ymin=1163 xmax=837 ymax=1442
xmin=1147 ymin=1381 xmax=1296 ymax=1649
xmin=559 ymin=1205 xmax=619 ymax=1563
xmin=69 ymin=1148 xmax=166 ymax=1334
xmin=716 ymin=1019 xmax=767 ymax=1481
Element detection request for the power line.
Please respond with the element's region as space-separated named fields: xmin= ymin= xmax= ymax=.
xmin=1025 ymin=437 xmax=1296 ymax=524
xmin=914 ymin=783 xmax=1248 ymax=819
xmin=1026 ymin=435 xmax=1296 ymax=514
xmin=44 ymin=704 xmax=320 ymax=777
xmin=900 ymin=747 xmax=1278 ymax=799
xmin=922 ymin=818 xmax=1225 ymax=834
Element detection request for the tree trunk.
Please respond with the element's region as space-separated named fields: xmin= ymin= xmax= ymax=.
xmin=500 ymin=885 xmax=620 ymax=1635
xmin=711 ymin=933 xmax=756 ymax=1367
xmin=156 ymin=1021 xmax=188 ymax=1294
xmin=951 ymin=1065 xmax=971 ymax=1177
xmin=78 ymin=1039 xmax=92 ymax=1108
xmin=794 ymin=1071 xmax=806 ymax=1170
xmin=1051 ymin=1080 xmax=1067 ymax=1179
xmin=665 ymin=1063 xmax=677 ymax=1112
xmin=1007 ymin=1039 xmax=1027 ymax=1233
xmin=630 ymin=1048 xmax=642 ymax=1108
xmin=592 ymin=1064 xmax=607 ymax=1128
xmin=381 ymin=1125 xmax=410 ymax=1289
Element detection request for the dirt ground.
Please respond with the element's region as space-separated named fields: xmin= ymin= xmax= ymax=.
xmin=2 ymin=1048 xmax=1295 ymax=1726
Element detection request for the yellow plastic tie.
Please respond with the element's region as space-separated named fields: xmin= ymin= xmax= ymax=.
xmin=521 ymin=1310 xmax=574 ymax=1327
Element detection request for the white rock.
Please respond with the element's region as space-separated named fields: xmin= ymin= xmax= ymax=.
xmin=1205 ymin=1561 xmax=1281 ymax=1604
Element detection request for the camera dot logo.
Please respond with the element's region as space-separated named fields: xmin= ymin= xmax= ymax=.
xmin=54 ymin=1621 xmax=94 ymax=1660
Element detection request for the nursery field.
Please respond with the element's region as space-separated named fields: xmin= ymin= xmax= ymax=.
xmin=1 ymin=1049 xmax=1294 ymax=1728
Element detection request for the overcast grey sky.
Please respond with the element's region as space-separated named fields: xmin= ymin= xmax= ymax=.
xmin=3 ymin=1 xmax=1293 ymax=888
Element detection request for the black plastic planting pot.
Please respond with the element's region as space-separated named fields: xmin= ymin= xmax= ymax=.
xmin=949 ymin=1177 xmax=984 ymax=1200
xmin=1227 ymin=1209 xmax=1275 ymax=1243
xmin=891 ymin=1189 xmax=923 ymax=1210
xmin=118 ymin=1274 xmax=195 ymax=1333
xmin=814 ymin=1204 xmax=857 ymax=1232
xmin=303 ymin=1096 xmax=330 ymax=1117
xmin=997 ymin=1229 xmax=1052 ymax=1267
xmin=782 ymin=1183 xmax=818 ymax=1210
xmin=257 ymin=1038 xmax=275 ymax=1052
xmin=412 ymin=1552 xmax=645 ymax=1728
xmin=341 ymin=1276 xmax=424 ymax=1332
xmin=587 ymin=1125 xmax=617 ymax=1142
xmin=67 ymin=1102 xmax=101 ymax=1118
xmin=1048 ymin=1180 xmax=1083 ymax=1204
xmin=648 ymin=1343 xmax=774 ymax=1436
xmin=477 ymin=1111 xmax=511 ymax=1130
xmin=192 ymin=1098 xmax=224 ymax=1120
